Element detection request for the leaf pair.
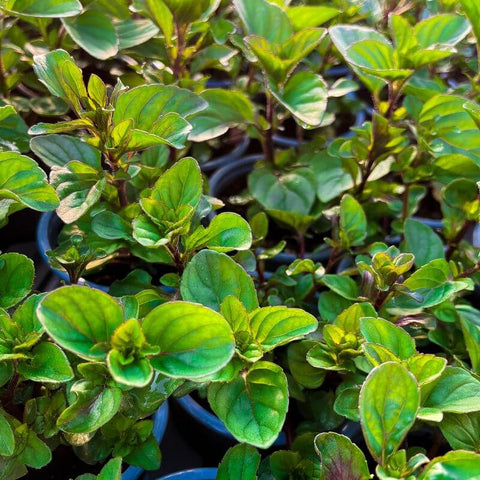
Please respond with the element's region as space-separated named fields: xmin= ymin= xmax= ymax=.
xmin=37 ymin=286 xmax=236 ymax=388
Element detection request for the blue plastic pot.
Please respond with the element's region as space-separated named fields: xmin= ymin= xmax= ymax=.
xmin=37 ymin=211 xmax=109 ymax=291
xmin=123 ymin=402 xmax=170 ymax=480
xmin=37 ymin=211 xmax=178 ymax=293
xmin=157 ymin=468 xmax=217 ymax=480
xmin=175 ymin=395 xmax=286 ymax=447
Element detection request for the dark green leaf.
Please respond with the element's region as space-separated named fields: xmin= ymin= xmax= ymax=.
xmin=37 ymin=286 xmax=124 ymax=361
xmin=0 ymin=253 xmax=33 ymax=309
xmin=217 ymin=443 xmax=260 ymax=480
xmin=143 ymin=301 xmax=235 ymax=379
xmin=359 ymin=362 xmax=419 ymax=464
xmin=208 ymin=361 xmax=288 ymax=448
xmin=181 ymin=250 xmax=258 ymax=312
xmin=404 ymin=218 xmax=445 ymax=267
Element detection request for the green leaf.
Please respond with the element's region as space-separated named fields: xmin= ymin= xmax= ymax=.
xmin=440 ymin=412 xmax=480 ymax=452
xmin=314 ymin=432 xmax=370 ymax=480
xmin=57 ymin=386 xmax=122 ymax=434
xmin=116 ymin=18 xmax=159 ymax=50
xmin=0 ymin=413 xmax=14 ymax=456
xmin=162 ymin=0 xmax=218 ymax=25
xmin=19 ymin=427 xmax=51 ymax=468
xmin=0 ymin=152 xmax=59 ymax=222
xmin=339 ymin=194 xmax=367 ymax=249
xmin=246 ymin=29 xmax=325 ymax=85
xmin=234 ymin=0 xmax=293 ymax=44
xmin=334 ymin=387 xmax=360 ymax=421
xmin=131 ymin=0 xmax=173 ymax=44
xmin=29 ymin=119 xmax=93 ymax=135
xmin=0 ymin=103 xmax=29 ymax=153
xmin=0 ymin=253 xmax=33 ymax=309
xmin=186 ymin=213 xmax=252 ymax=253
xmin=107 ymin=350 xmax=153 ymax=388
xmin=208 ymin=361 xmax=288 ymax=448
xmin=217 ymin=443 xmax=261 ymax=480
xmin=421 ymin=367 xmax=480 ymax=414
xmin=403 ymin=259 xmax=450 ymax=290
xmin=414 ymin=14 xmax=470 ymax=49
xmin=17 ymin=342 xmax=74 ymax=383
xmin=458 ymin=305 xmax=480 ymax=373
xmin=142 ymin=301 xmax=235 ymax=379
xmin=404 ymin=218 xmax=445 ymax=267
xmin=113 ymin=84 xmax=207 ymax=150
xmin=124 ymin=434 xmax=161 ymax=470
xmin=287 ymin=341 xmax=325 ymax=389
xmin=347 ymin=39 xmax=413 ymax=81
xmin=189 ymin=89 xmax=254 ymax=142
xmin=322 ymin=275 xmax=359 ymax=301
xmin=359 ymin=362 xmax=419 ymax=464
xmin=420 ymin=94 xmax=476 ymax=135
xmin=91 ymin=211 xmax=132 ymax=241
xmin=460 ymin=0 xmax=480 ymax=48
xmin=433 ymin=154 xmax=480 ymax=184
xmin=62 ymin=10 xmax=118 ymax=60
xmin=37 ymin=286 xmax=124 ymax=361
xmin=312 ymin=151 xmax=355 ymax=203
xmin=191 ymin=44 xmax=237 ymax=73
xmin=50 ymin=161 xmax=106 ymax=224
xmin=146 ymin=157 xmax=202 ymax=210
xmin=360 ymin=317 xmax=416 ymax=359
xmin=30 ymin=134 xmax=101 ymax=169
xmin=248 ymin=167 xmax=316 ymax=216
xmin=286 ymin=5 xmax=339 ymax=30
xmin=335 ymin=302 xmax=377 ymax=334
xmin=181 ymin=250 xmax=258 ymax=312
xmin=2 ymin=0 xmax=82 ymax=17
xmin=418 ymin=451 xmax=480 ymax=480
xmin=249 ymin=306 xmax=318 ymax=351
xmin=97 ymin=458 xmax=122 ymax=480
xmin=329 ymin=25 xmax=387 ymax=95
xmin=33 ymin=49 xmax=86 ymax=105
xmin=317 ymin=292 xmax=353 ymax=323
xmin=406 ymin=354 xmax=447 ymax=386
xmin=270 ymin=72 xmax=328 ymax=126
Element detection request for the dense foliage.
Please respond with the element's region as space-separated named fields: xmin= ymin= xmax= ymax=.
xmin=1 ymin=0 xmax=480 ymax=479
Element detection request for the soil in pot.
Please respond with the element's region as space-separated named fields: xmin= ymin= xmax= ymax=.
xmin=26 ymin=445 xmax=102 ymax=480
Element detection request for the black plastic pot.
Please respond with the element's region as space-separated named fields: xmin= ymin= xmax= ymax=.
xmin=200 ymin=135 xmax=250 ymax=173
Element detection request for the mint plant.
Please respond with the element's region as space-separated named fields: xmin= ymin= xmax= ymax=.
xmin=0 ymin=276 xmax=238 ymax=476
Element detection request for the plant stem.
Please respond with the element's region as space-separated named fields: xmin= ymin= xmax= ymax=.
xmin=324 ymin=248 xmax=340 ymax=273
xmin=116 ymin=179 xmax=128 ymax=208
xmin=374 ymin=290 xmax=392 ymax=310
xmin=296 ymin=123 xmax=303 ymax=152
xmin=402 ymin=183 xmax=410 ymax=222
xmin=264 ymin=91 xmax=275 ymax=164
xmin=173 ymin=23 xmax=185 ymax=80
xmin=356 ymin=149 xmax=375 ymax=196
xmin=455 ymin=261 xmax=480 ymax=279
xmin=445 ymin=220 xmax=475 ymax=260
xmin=385 ymin=79 xmax=408 ymax=119
xmin=169 ymin=146 xmax=177 ymax=164
xmin=298 ymin=231 xmax=306 ymax=259
xmin=0 ymin=15 xmax=6 ymax=95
